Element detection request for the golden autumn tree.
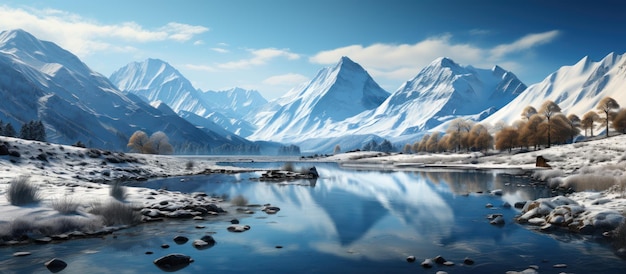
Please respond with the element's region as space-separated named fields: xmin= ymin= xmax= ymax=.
xmin=596 ymin=97 xmax=620 ymax=137
xmin=127 ymin=130 xmax=151 ymax=153
xmin=581 ymin=111 xmax=600 ymax=137
xmin=539 ymin=100 xmax=561 ymax=147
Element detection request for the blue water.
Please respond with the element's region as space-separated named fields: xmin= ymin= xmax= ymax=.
xmin=1 ymin=163 xmax=625 ymax=273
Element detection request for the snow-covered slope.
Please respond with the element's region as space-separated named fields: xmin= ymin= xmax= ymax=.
xmin=199 ymin=87 xmax=268 ymax=119
xmin=0 ymin=29 xmax=242 ymax=153
xmin=484 ymin=52 xmax=626 ymax=126
xmin=248 ymin=56 xmax=390 ymax=142
xmin=198 ymin=87 xmax=267 ymax=137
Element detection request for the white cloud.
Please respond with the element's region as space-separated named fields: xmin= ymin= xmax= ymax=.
xmin=310 ymin=30 xmax=560 ymax=81
xmin=193 ymin=40 xmax=205 ymax=46
xmin=0 ymin=5 xmax=209 ymax=57
xmin=211 ymin=47 xmax=229 ymax=53
xmin=183 ymin=64 xmax=216 ymax=72
xmin=490 ymin=30 xmax=560 ymax=58
xmin=218 ymin=48 xmax=300 ymax=69
xmin=262 ymin=73 xmax=309 ymax=86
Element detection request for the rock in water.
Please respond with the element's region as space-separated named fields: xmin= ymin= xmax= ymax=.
xmin=406 ymin=255 xmax=416 ymax=262
xmin=153 ymin=253 xmax=193 ymax=272
xmin=421 ymin=258 xmax=433 ymax=268
xmin=308 ymin=166 xmax=319 ymax=178
xmin=173 ymin=235 xmax=189 ymax=244
xmin=45 ymin=258 xmax=67 ymax=273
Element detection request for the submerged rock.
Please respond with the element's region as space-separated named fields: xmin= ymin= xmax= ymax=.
xmin=153 ymin=253 xmax=193 ymax=272
xmin=173 ymin=235 xmax=189 ymax=244
xmin=45 ymin=258 xmax=67 ymax=273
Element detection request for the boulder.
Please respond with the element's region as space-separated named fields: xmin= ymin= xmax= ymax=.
xmin=536 ymin=156 xmax=551 ymax=168
xmin=0 ymin=144 xmax=8 ymax=155
xmin=153 ymin=253 xmax=193 ymax=272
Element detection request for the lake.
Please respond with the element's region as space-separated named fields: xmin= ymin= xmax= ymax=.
xmin=1 ymin=162 xmax=625 ymax=273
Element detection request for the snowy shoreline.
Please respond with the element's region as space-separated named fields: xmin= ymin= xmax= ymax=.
xmin=1 ymin=135 xmax=626 ymax=247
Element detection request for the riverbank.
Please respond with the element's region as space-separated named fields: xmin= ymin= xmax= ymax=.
xmin=1 ymin=134 xmax=626 ymax=247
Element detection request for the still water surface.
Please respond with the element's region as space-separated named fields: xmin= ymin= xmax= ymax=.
xmin=1 ymin=162 xmax=625 ymax=273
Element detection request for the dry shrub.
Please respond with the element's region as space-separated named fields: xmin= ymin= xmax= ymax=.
xmin=563 ymin=174 xmax=618 ymax=191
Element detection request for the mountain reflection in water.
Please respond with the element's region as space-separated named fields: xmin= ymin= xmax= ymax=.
xmin=2 ymin=164 xmax=625 ymax=274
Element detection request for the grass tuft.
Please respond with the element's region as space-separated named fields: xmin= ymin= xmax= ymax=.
xmin=109 ymin=181 xmax=127 ymax=201
xmin=51 ymin=196 xmax=81 ymax=214
xmin=6 ymin=176 xmax=40 ymax=206
xmin=89 ymin=200 xmax=141 ymax=226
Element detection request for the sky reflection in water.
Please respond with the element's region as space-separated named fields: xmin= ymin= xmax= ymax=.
xmin=1 ymin=164 xmax=625 ymax=273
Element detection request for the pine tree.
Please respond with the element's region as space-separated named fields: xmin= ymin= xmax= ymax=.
xmin=4 ymin=123 xmax=16 ymax=137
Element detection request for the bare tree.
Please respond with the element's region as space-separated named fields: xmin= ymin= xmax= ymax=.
xmin=495 ymin=126 xmax=519 ymax=152
xmin=447 ymin=118 xmax=473 ymax=152
xmin=469 ymin=124 xmax=493 ymax=152
xmin=612 ymin=109 xmax=626 ymax=134
xmin=521 ymin=106 xmax=537 ymax=120
xmin=149 ymin=131 xmax=174 ymax=155
xmin=519 ymin=114 xmax=545 ymax=150
xmin=402 ymin=144 xmax=412 ymax=154
xmin=417 ymin=134 xmax=430 ymax=152
xmin=539 ymin=100 xmax=561 ymax=147
xmin=411 ymin=141 xmax=420 ymax=153
xmin=128 ymin=131 xmax=151 ymax=153
xmin=596 ymin=97 xmax=620 ymax=137
xmin=426 ymin=131 xmax=441 ymax=153
xmin=581 ymin=111 xmax=600 ymax=137
xmin=567 ymin=114 xmax=581 ymax=143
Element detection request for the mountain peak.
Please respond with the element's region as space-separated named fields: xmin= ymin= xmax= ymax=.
xmin=0 ymin=29 xmax=39 ymax=45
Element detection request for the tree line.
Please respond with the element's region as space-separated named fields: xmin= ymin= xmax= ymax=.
xmin=0 ymin=120 xmax=46 ymax=142
xmin=396 ymin=96 xmax=623 ymax=154
xmin=494 ymin=97 xmax=620 ymax=152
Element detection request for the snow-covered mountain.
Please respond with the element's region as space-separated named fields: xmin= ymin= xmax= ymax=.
xmin=110 ymin=58 xmax=214 ymax=116
xmin=198 ymin=87 xmax=268 ymax=119
xmin=0 ymin=29 xmax=245 ymax=153
xmin=247 ymin=56 xmax=390 ymax=142
xmin=247 ymin=56 xmax=525 ymax=152
xmin=484 ymin=52 xmax=626 ymax=126
xmin=110 ymin=60 xmax=265 ymax=137
xmin=346 ymin=57 xmax=526 ymax=137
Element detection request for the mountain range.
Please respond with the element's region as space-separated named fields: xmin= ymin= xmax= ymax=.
xmin=2 ymin=29 xmax=625 ymax=154
xmin=0 ymin=29 xmax=251 ymax=153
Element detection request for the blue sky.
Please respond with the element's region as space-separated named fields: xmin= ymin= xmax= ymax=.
xmin=1 ymin=0 xmax=625 ymax=99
